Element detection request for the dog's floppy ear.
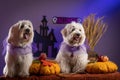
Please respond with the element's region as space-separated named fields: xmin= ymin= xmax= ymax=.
xmin=61 ymin=28 xmax=67 ymax=37
xmin=7 ymin=26 xmax=15 ymax=43
xmin=7 ymin=24 xmax=19 ymax=44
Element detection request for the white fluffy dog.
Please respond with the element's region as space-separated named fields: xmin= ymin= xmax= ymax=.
xmin=3 ymin=20 xmax=34 ymax=77
xmin=55 ymin=21 xmax=89 ymax=73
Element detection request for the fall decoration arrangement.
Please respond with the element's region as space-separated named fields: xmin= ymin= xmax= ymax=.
xmin=83 ymin=14 xmax=118 ymax=73
xmin=82 ymin=14 xmax=108 ymax=62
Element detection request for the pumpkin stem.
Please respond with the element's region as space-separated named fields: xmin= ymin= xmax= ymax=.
xmin=41 ymin=60 xmax=53 ymax=66
xmin=39 ymin=53 xmax=47 ymax=60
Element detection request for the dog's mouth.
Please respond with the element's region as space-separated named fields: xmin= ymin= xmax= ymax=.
xmin=73 ymin=34 xmax=82 ymax=42
xmin=69 ymin=36 xmax=82 ymax=45
xmin=73 ymin=36 xmax=80 ymax=41
xmin=23 ymin=33 xmax=30 ymax=40
xmin=23 ymin=29 xmax=31 ymax=40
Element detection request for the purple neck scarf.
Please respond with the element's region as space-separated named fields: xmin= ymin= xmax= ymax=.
xmin=66 ymin=45 xmax=80 ymax=52
xmin=61 ymin=42 xmax=86 ymax=57
xmin=8 ymin=44 xmax=32 ymax=55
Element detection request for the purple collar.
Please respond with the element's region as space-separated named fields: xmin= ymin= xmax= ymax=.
xmin=8 ymin=44 xmax=32 ymax=55
xmin=66 ymin=44 xmax=80 ymax=52
xmin=66 ymin=44 xmax=80 ymax=57
xmin=61 ymin=42 xmax=86 ymax=57
xmin=61 ymin=42 xmax=82 ymax=52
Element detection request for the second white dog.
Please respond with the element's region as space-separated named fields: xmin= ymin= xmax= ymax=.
xmin=3 ymin=20 xmax=34 ymax=77
xmin=55 ymin=21 xmax=89 ymax=73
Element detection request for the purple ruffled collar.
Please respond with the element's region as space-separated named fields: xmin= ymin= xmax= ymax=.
xmin=61 ymin=42 xmax=85 ymax=51
xmin=8 ymin=43 xmax=32 ymax=55
xmin=60 ymin=42 xmax=86 ymax=57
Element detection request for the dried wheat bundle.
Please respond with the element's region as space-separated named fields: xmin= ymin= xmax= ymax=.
xmin=82 ymin=14 xmax=108 ymax=51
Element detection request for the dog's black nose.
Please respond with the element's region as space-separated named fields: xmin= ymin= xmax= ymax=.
xmin=25 ymin=29 xmax=30 ymax=33
xmin=76 ymin=33 xmax=80 ymax=36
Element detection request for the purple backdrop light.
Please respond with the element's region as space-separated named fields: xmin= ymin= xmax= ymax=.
xmin=85 ymin=0 xmax=120 ymax=16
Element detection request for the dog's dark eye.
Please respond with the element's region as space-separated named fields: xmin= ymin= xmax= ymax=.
xmin=71 ymin=28 xmax=75 ymax=32
xmin=20 ymin=24 xmax=24 ymax=29
xmin=79 ymin=29 xmax=81 ymax=31
xmin=28 ymin=25 xmax=31 ymax=28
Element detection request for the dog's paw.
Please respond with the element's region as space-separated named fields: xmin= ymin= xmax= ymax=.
xmin=18 ymin=71 xmax=29 ymax=77
xmin=6 ymin=71 xmax=15 ymax=78
xmin=3 ymin=66 xmax=7 ymax=76
xmin=72 ymin=66 xmax=86 ymax=73
xmin=3 ymin=66 xmax=15 ymax=78
xmin=61 ymin=67 xmax=71 ymax=73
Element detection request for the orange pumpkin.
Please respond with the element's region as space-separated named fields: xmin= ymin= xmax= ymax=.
xmin=30 ymin=53 xmax=60 ymax=75
xmin=40 ymin=60 xmax=60 ymax=75
xmin=29 ymin=60 xmax=41 ymax=75
xmin=86 ymin=61 xmax=118 ymax=73
xmin=98 ymin=56 xmax=109 ymax=62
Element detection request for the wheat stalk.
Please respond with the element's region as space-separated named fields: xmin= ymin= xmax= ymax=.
xmin=82 ymin=14 xmax=108 ymax=51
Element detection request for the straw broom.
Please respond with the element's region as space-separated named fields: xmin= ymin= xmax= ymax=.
xmin=82 ymin=14 xmax=108 ymax=51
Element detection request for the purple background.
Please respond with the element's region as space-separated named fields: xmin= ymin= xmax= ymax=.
xmin=0 ymin=0 xmax=120 ymax=75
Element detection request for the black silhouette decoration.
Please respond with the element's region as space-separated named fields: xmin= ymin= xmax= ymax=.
xmin=33 ymin=16 xmax=58 ymax=58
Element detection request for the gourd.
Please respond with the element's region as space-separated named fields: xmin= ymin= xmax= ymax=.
xmin=86 ymin=61 xmax=118 ymax=73
xmin=86 ymin=56 xmax=118 ymax=73
xmin=29 ymin=53 xmax=60 ymax=75
xmin=29 ymin=60 xmax=41 ymax=75
xmin=40 ymin=60 xmax=60 ymax=75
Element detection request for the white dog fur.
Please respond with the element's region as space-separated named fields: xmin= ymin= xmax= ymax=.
xmin=3 ymin=20 xmax=34 ymax=77
xmin=55 ymin=21 xmax=89 ymax=73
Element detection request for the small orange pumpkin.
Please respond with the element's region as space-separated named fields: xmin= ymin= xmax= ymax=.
xmin=29 ymin=60 xmax=41 ymax=75
xmin=98 ymin=56 xmax=109 ymax=62
xmin=40 ymin=60 xmax=60 ymax=75
xmin=30 ymin=53 xmax=60 ymax=75
xmin=86 ymin=61 xmax=118 ymax=73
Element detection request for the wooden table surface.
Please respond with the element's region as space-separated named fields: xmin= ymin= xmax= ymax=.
xmin=0 ymin=72 xmax=120 ymax=80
